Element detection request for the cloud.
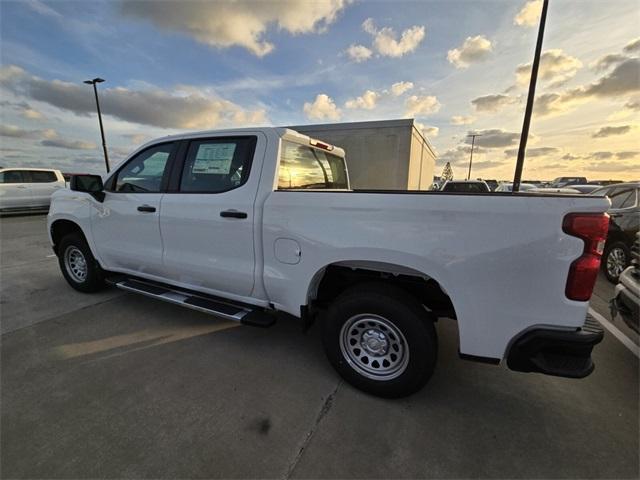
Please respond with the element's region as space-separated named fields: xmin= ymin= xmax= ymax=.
xmin=0 ymin=100 xmax=44 ymax=119
xmin=562 ymin=153 xmax=581 ymax=161
xmin=590 ymin=151 xmax=614 ymax=160
xmin=447 ymin=35 xmax=493 ymax=69
xmin=362 ymin=18 xmax=425 ymax=58
xmin=534 ymin=59 xmax=640 ymax=116
xmin=471 ymin=94 xmax=517 ymax=112
xmin=623 ymin=37 xmax=640 ymax=54
xmin=590 ymin=53 xmax=628 ymax=72
xmin=516 ymin=49 xmax=582 ymax=87
xmin=451 ymin=115 xmax=475 ymax=125
xmin=625 ymin=98 xmax=640 ymax=111
xmin=0 ymin=125 xmax=41 ymax=138
xmin=25 ymin=0 xmax=62 ymax=18
xmin=345 ymin=89 xmax=379 ymax=110
xmin=514 ymin=0 xmax=542 ymax=27
xmin=121 ymin=133 xmax=150 ymax=145
xmin=120 ymin=0 xmax=348 ymax=57
xmin=617 ymin=151 xmax=639 ymax=159
xmin=0 ymin=65 xmax=268 ymax=129
xmin=592 ymin=125 xmax=633 ymax=138
xmin=415 ymin=121 xmax=438 ymax=137
xmin=504 ymin=146 xmax=559 ymax=157
xmin=303 ymin=93 xmax=341 ymax=120
xmin=465 ymin=129 xmax=520 ymax=148
xmin=405 ymin=95 xmax=441 ymax=116
xmin=390 ymin=81 xmax=414 ymax=96
xmin=345 ymin=44 xmax=372 ymax=63
xmin=41 ymin=139 xmax=96 ymax=150
xmin=586 ymin=161 xmax=637 ymax=173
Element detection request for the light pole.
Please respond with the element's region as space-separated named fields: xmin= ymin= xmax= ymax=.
xmin=84 ymin=77 xmax=110 ymax=173
xmin=512 ymin=0 xmax=549 ymax=192
xmin=466 ymin=133 xmax=482 ymax=180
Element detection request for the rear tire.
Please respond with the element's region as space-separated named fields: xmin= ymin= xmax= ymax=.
xmin=322 ymin=283 xmax=437 ymax=398
xmin=603 ymin=241 xmax=630 ymax=283
xmin=58 ymin=232 xmax=105 ymax=293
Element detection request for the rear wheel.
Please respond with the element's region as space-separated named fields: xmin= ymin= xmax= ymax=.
xmin=322 ymin=283 xmax=437 ymax=398
xmin=603 ymin=241 xmax=630 ymax=283
xmin=58 ymin=233 xmax=105 ymax=292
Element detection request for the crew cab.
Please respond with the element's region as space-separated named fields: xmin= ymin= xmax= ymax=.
xmin=48 ymin=127 xmax=610 ymax=397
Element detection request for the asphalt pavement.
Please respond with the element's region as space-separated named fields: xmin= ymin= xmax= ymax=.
xmin=1 ymin=214 xmax=638 ymax=478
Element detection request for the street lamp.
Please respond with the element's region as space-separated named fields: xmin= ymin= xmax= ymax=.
xmin=466 ymin=133 xmax=482 ymax=180
xmin=84 ymin=77 xmax=110 ymax=173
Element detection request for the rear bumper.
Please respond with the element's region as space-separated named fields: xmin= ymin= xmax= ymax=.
xmin=506 ymin=314 xmax=604 ymax=378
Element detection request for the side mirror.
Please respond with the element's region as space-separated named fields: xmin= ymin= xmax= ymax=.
xmin=70 ymin=174 xmax=105 ymax=202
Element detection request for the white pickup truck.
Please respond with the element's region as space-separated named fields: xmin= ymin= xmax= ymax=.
xmin=48 ymin=127 xmax=610 ymax=397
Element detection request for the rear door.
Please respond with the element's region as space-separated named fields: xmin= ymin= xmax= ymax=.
xmin=90 ymin=142 xmax=176 ymax=275
xmin=159 ymin=135 xmax=263 ymax=297
xmin=29 ymin=170 xmax=64 ymax=206
xmin=0 ymin=170 xmax=34 ymax=209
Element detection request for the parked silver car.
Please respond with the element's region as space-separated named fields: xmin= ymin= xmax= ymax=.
xmin=0 ymin=168 xmax=66 ymax=214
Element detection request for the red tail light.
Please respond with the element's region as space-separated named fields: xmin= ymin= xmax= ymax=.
xmin=562 ymin=213 xmax=610 ymax=301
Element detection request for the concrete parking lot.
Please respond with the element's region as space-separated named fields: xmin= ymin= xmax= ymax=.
xmin=1 ymin=214 xmax=638 ymax=478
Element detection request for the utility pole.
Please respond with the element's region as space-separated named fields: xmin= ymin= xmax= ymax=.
xmin=512 ymin=0 xmax=549 ymax=192
xmin=467 ymin=134 xmax=482 ymax=180
xmin=84 ymin=77 xmax=110 ymax=173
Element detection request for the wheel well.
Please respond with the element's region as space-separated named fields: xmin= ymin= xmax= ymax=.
xmin=312 ymin=265 xmax=456 ymax=319
xmin=51 ymin=220 xmax=85 ymax=254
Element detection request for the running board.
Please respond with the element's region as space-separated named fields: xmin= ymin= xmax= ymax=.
xmin=110 ymin=278 xmax=275 ymax=327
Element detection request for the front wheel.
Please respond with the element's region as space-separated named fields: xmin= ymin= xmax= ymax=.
xmin=603 ymin=241 xmax=630 ymax=283
xmin=322 ymin=284 xmax=437 ymax=398
xmin=58 ymin=233 xmax=105 ymax=293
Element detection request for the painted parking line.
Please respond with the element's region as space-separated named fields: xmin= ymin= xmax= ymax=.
xmin=589 ymin=307 xmax=640 ymax=359
xmin=46 ymin=254 xmax=56 ymax=258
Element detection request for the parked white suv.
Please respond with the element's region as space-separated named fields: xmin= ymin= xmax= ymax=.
xmin=0 ymin=168 xmax=65 ymax=213
xmin=48 ymin=128 xmax=610 ymax=397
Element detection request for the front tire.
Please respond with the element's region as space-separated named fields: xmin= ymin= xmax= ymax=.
xmin=58 ymin=233 xmax=105 ymax=293
xmin=603 ymin=241 xmax=630 ymax=283
xmin=322 ymin=283 xmax=437 ymax=398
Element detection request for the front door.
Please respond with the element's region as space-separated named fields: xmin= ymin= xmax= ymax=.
xmin=0 ymin=170 xmax=34 ymax=209
xmin=91 ymin=142 xmax=176 ymax=276
xmin=160 ymin=135 xmax=262 ymax=298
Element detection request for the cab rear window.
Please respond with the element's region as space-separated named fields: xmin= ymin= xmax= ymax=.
xmin=277 ymin=141 xmax=348 ymax=190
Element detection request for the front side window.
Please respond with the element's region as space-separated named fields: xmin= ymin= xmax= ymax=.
xmin=609 ymin=187 xmax=637 ymax=209
xmin=277 ymin=141 xmax=348 ymax=190
xmin=30 ymin=171 xmax=57 ymax=183
xmin=0 ymin=171 xmax=25 ymax=183
xmin=179 ymin=137 xmax=256 ymax=193
xmin=113 ymin=143 xmax=173 ymax=193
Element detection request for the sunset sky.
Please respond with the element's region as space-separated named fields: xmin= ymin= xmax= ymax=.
xmin=1 ymin=0 xmax=638 ymax=181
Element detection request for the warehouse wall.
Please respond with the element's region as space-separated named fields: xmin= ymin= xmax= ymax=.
xmin=289 ymin=119 xmax=435 ymax=190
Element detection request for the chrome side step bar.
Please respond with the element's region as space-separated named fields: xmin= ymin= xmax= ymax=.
xmin=111 ymin=278 xmax=275 ymax=327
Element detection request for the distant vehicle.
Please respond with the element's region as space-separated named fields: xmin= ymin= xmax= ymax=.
xmin=588 ymin=180 xmax=623 ymax=186
xmin=528 ymin=187 xmax=581 ymax=194
xmin=611 ymin=232 xmax=639 ymax=334
xmin=549 ymin=177 xmax=588 ymax=188
xmin=0 ymin=168 xmax=65 ymax=214
xmin=570 ymin=185 xmax=602 ymax=194
xmin=495 ymin=182 xmax=536 ymax=192
xmin=479 ymin=179 xmax=498 ymax=191
xmin=590 ymin=182 xmax=640 ymax=283
xmin=440 ymin=180 xmax=490 ymax=193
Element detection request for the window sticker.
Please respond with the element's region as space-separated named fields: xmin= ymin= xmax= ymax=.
xmin=193 ymin=143 xmax=236 ymax=174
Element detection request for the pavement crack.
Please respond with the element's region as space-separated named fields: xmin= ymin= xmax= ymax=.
xmin=284 ymin=380 xmax=342 ymax=479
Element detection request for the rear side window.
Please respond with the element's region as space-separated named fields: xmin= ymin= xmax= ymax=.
xmin=30 ymin=170 xmax=58 ymax=183
xmin=278 ymin=141 xmax=348 ymax=190
xmin=0 ymin=171 xmax=25 ymax=183
xmin=113 ymin=143 xmax=173 ymax=193
xmin=179 ymin=136 xmax=256 ymax=193
xmin=609 ymin=187 xmax=637 ymax=209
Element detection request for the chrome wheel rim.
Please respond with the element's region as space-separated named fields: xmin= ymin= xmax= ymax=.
xmin=339 ymin=314 xmax=409 ymax=381
xmin=64 ymin=246 xmax=88 ymax=283
xmin=606 ymin=247 xmax=627 ymax=279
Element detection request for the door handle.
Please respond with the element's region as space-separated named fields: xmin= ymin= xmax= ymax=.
xmin=220 ymin=210 xmax=247 ymax=219
xmin=137 ymin=205 xmax=156 ymax=213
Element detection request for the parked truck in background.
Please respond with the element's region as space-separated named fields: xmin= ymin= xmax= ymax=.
xmin=47 ymin=127 xmax=610 ymax=397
